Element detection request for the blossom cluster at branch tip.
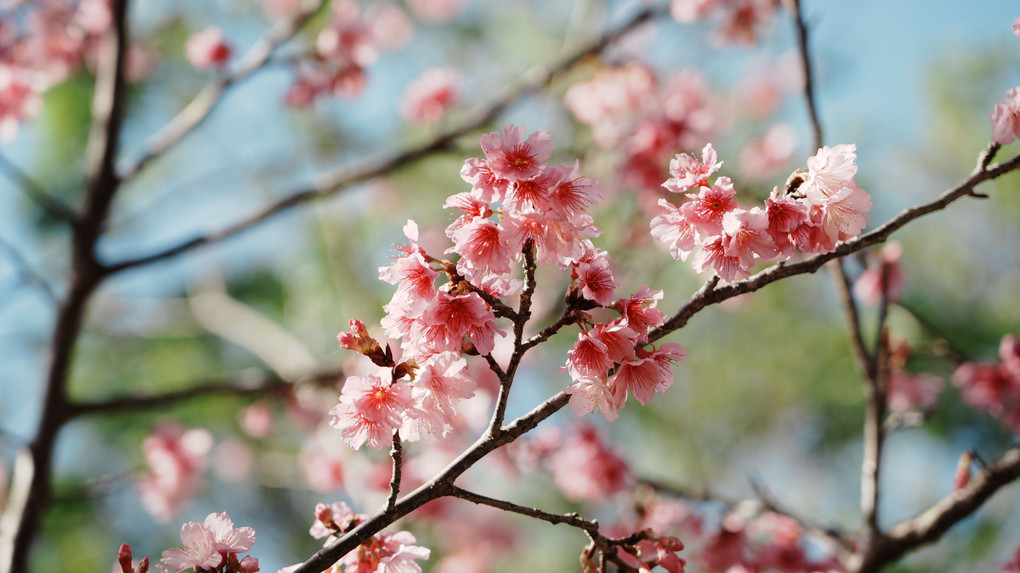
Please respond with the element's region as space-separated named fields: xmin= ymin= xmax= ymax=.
xmin=279 ymin=501 xmax=430 ymax=573
xmin=651 ymin=143 xmax=872 ymax=282
xmin=332 ymin=124 xmax=688 ymax=443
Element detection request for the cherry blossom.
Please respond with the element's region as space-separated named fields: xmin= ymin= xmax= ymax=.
xmin=161 ymin=521 xmax=222 ymax=571
xmin=479 ymin=125 xmax=553 ymax=183
xmin=185 ymin=26 xmax=232 ymax=71
xmin=663 ymin=143 xmax=723 ymax=194
xmin=329 ymin=373 xmax=414 ymax=450
xmin=991 ymin=86 xmax=1020 ymax=145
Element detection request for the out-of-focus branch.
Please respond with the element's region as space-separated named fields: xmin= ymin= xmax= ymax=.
xmin=115 ymin=0 xmax=328 ymax=181
xmin=0 ymin=2 xmax=130 ymax=571
xmin=847 ymin=445 xmax=1020 ymax=573
xmin=68 ymin=368 xmax=344 ymax=418
xmin=0 ymin=154 xmax=76 ymax=225
xmin=104 ymin=2 xmax=670 ymax=274
xmin=0 ymin=235 xmax=57 ymax=304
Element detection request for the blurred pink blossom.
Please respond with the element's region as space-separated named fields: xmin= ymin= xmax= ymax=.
xmin=185 ymin=26 xmax=232 ymax=71
xmin=991 ymin=86 xmax=1020 ymax=145
xmin=739 ymin=123 xmax=797 ymax=180
xmin=136 ymin=421 xmax=213 ymax=522
xmin=400 ymin=66 xmax=459 ymax=124
xmin=407 ymin=0 xmax=466 ymax=22
xmin=854 ymin=242 xmax=904 ymax=305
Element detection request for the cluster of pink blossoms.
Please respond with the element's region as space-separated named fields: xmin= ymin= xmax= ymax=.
xmin=953 ymin=334 xmax=1020 ymax=434
xmin=279 ymin=501 xmax=429 ymax=573
xmin=651 ymin=143 xmax=872 ymax=282
xmin=136 ymin=421 xmax=213 ymax=523
xmin=692 ymin=511 xmax=842 ymax=572
xmin=0 ymin=0 xmax=111 ymax=140
xmin=284 ymin=0 xmax=413 ymax=106
xmin=118 ymin=512 xmax=258 ymax=573
xmin=331 ymin=125 xmax=689 ymax=445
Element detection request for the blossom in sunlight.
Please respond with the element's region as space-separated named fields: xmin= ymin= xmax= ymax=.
xmin=185 ymin=26 xmax=232 ymax=71
xmin=663 ymin=143 xmax=723 ymax=194
xmin=160 ymin=512 xmax=257 ymax=572
xmin=479 ymin=125 xmax=553 ymax=183
xmin=329 ymin=373 xmax=413 ymax=450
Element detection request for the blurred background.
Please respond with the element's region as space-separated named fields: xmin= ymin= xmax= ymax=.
xmin=1 ymin=0 xmax=1020 ymax=571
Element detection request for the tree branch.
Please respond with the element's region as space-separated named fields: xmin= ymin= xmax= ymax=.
xmin=67 ymin=368 xmax=344 ymax=418
xmin=104 ymin=2 xmax=669 ymax=274
xmin=449 ymin=485 xmax=599 ymax=531
xmin=386 ymin=433 xmax=402 ymax=512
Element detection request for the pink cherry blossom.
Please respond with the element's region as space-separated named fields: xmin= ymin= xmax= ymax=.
xmin=547 ymin=424 xmax=630 ymax=502
xmin=764 ymin=187 xmax=810 ymax=257
xmin=887 ymin=371 xmax=943 ymax=414
xmin=337 ymin=530 xmax=431 ymax=572
xmin=479 ymin=125 xmax=553 ymax=183
xmin=365 ymin=2 xmax=414 ymax=51
xmin=449 ymin=216 xmax=513 ymax=279
xmin=136 ymin=421 xmax=213 ymax=522
xmin=459 ymin=157 xmax=509 ymax=203
xmin=329 ymin=373 xmax=413 ymax=449
xmin=682 ymin=177 xmax=738 ymax=236
xmin=613 ymin=286 xmax=667 ymax=339
xmin=662 ymin=143 xmax=722 ymax=194
xmin=564 ymin=62 xmax=656 ymax=147
xmin=185 ymin=26 xmax=232 ymax=71
xmin=414 ymin=290 xmax=503 ymax=355
xmin=160 ymin=521 xmax=222 ymax=572
xmin=204 ymin=512 xmax=255 ymax=554
xmin=573 ymin=244 xmax=618 ymax=306
xmin=0 ymin=65 xmax=45 ymax=142
xmin=854 ymin=242 xmax=904 ymax=305
xmin=691 ymin=235 xmax=745 ymax=282
xmin=565 ymin=375 xmax=623 ymax=421
xmin=1014 ymin=17 xmax=1020 ymax=39
xmin=650 ymin=198 xmax=700 ymax=262
xmin=991 ymin=87 xmax=1020 ymax=145
xmin=401 ymin=66 xmax=459 ymax=124
xmin=565 ymin=329 xmax=614 ymax=380
xmin=613 ymin=343 xmax=686 ymax=406
xmin=722 ymin=207 xmax=778 ymax=270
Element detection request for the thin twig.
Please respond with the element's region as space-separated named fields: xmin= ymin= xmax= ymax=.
xmin=386 ymin=433 xmax=402 ymax=512
xmin=449 ymin=485 xmax=599 ymax=531
xmin=104 ymin=3 xmax=669 ymax=274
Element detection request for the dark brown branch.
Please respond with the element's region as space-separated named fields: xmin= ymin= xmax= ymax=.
xmin=115 ymin=1 xmax=327 ymax=181
xmin=290 ymin=391 xmax=571 ymax=573
xmin=386 ymin=434 xmax=402 ymax=512
xmin=847 ymin=445 xmax=1020 ymax=573
xmin=490 ymin=243 xmax=538 ymax=430
xmin=104 ymin=3 xmax=669 ymax=274
xmin=0 ymin=154 xmax=76 ymax=224
xmin=67 ymin=368 xmax=344 ymax=418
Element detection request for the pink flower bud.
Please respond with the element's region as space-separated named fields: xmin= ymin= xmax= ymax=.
xmin=137 ymin=557 xmax=149 ymax=573
xmin=337 ymin=319 xmax=381 ymax=354
xmin=240 ymin=555 xmax=260 ymax=573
